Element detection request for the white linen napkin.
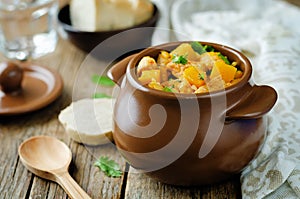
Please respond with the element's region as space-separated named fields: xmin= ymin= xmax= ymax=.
xmin=153 ymin=0 xmax=300 ymax=198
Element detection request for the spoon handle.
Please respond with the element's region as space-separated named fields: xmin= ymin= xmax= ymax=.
xmin=56 ymin=172 xmax=91 ymax=199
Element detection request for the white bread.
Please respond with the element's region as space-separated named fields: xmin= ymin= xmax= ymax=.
xmin=70 ymin=0 xmax=154 ymax=31
xmin=58 ymin=98 xmax=114 ymax=145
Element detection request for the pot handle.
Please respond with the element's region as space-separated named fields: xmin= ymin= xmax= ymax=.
xmin=225 ymin=85 xmax=277 ymax=120
xmin=107 ymin=54 xmax=136 ymax=86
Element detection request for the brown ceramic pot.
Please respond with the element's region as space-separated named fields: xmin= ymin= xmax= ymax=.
xmin=107 ymin=41 xmax=277 ymax=186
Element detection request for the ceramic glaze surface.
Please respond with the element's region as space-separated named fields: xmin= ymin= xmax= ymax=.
xmin=108 ymin=41 xmax=277 ymax=185
xmin=0 ymin=62 xmax=24 ymax=93
xmin=0 ymin=63 xmax=63 ymax=115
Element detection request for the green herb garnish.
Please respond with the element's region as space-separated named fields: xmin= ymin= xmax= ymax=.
xmin=92 ymin=75 xmax=115 ymax=86
xmin=191 ymin=41 xmax=215 ymax=54
xmin=217 ymin=52 xmax=231 ymax=65
xmin=92 ymin=93 xmax=112 ymax=99
xmin=191 ymin=41 xmax=206 ymax=54
xmin=204 ymin=45 xmax=215 ymax=52
xmin=163 ymin=86 xmax=174 ymax=92
xmin=199 ymin=73 xmax=205 ymax=80
xmin=172 ymin=54 xmax=188 ymax=65
xmin=94 ymin=156 xmax=122 ymax=178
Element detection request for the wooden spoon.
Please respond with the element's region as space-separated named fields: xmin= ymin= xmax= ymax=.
xmin=18 ymin=135 xmax=91 ymax=199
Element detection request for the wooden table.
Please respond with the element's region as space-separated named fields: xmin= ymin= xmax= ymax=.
xmin=0 ymin=29 xmax=243 ymax=199
xmin=0 ymin=0 xmax=249 ymax=197
xmin=2 ymin=0 xmax=300 ymax=197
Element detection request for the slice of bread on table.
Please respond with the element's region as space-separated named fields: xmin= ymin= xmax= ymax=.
xmin=70 ymin=0 xmax=154 ymax=31
xmin=59 ymin=98 xmax=114 ymax=146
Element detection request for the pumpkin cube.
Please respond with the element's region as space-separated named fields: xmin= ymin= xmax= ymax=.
xmin=210 ymin=60 xmax=237 ymax=83
xmin=183 ymin=66 xmax=206 ymax=87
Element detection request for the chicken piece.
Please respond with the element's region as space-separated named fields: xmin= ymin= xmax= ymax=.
xmin=137 ymin=56 xmax=158 ymax=76
xmin=166 ymin=62 xmax=189 ymax=78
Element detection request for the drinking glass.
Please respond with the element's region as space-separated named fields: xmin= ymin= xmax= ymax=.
xmin=0 ymin=0 xmax=58 ymax=60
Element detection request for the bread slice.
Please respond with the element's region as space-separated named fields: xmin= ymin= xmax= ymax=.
xmin=70 ymin=0 xmax=154 ymax=31
xmin=58 ymin=98 xmax=114 ymax=145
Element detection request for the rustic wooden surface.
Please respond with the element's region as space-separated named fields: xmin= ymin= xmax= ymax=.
xmin=285 ymin=0 xmax=300 ymax=7
xmin=0 ymin=35 xmax=242 ymax=199
xmin=0 ymin=36 xmax=242 ymax=199
xmin=3 ymin=0 xmax=298 ymax=198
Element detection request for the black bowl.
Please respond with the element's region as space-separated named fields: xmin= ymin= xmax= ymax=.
xmin=57 ymin=4 xmax=159 ymax=60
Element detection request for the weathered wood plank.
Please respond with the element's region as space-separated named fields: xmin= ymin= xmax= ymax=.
xmin=0 ymin=37 xmax=127 ymax=199
xmin=85 ymin=144 xmax=126 ymax=199
xmin=125 ymin=167 xmax=241 ymax=199
xmin=285 ymin=0 xmax=300 ymax=7
xmin=0 ymin=115 xmax=44 ymax=198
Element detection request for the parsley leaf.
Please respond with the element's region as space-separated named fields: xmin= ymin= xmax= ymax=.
xmin=92 ymin=93 xmax=112 ymax=99
xmin=163 ymin=87 xmax=174 ymax=92
xmin=94 ymin=156 xmax=123 ymax=178
xmin=92 ymin=75 xmax=115 ymax=86
xmin=172 ymin=54 xmax=188 ymax=65
xmin=204 ymin=45 xmax=215 ymax=52
xmin=217 ymin=52 xmax=231 ymax=64
xmin=199 ymin=73 xmax=205 ymax=80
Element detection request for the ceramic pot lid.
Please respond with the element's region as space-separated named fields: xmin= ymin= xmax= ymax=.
xmin=0 ymin=63 xmax=63 ymax=116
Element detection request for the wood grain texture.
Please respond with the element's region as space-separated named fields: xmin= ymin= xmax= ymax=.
xmin=125 ymin=167 xmax=241 ymax=199
xmin=285 ymin=0 xmax=300 ymax=7
xmin=7 ymin=0 xmax=300 ymax=197
xmin=0 ymin=37 xmax=242 ymax=198
xmin=0 ymin=38 xmax=126 ymax=199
